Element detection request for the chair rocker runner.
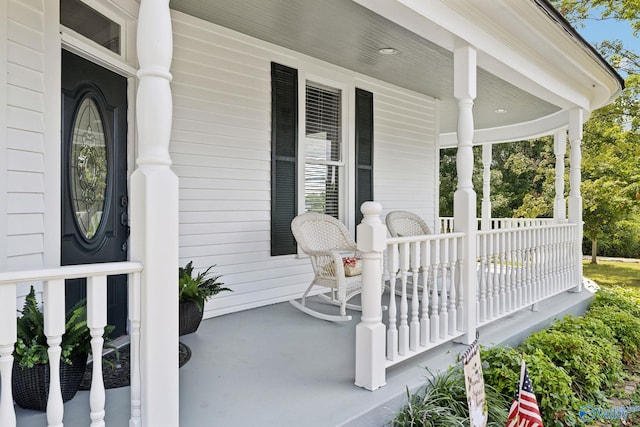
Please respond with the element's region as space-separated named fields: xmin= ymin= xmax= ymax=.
xmin=290 ymin=212 xmax=365 ymax=322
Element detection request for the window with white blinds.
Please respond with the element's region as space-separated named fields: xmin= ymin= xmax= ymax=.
xmin=305 ymin=82 xmax=343 ymax=219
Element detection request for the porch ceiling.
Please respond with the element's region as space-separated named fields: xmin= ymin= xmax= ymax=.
xmin=169 ymin=0 xmax=561 ymax=135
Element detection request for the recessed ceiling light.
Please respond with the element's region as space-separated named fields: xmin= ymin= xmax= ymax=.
xmin=378 ymin=47 xmax=398 ymax=55
xmin=494 ymin=108 xmax=508 ymax=114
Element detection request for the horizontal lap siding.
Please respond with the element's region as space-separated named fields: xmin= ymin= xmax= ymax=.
xmin=5 ymin=0 xmax=46 ymax=272
xmin=371 ymin=85 xmax=438 ymax=230
xmin=170 ymin=11 xmax=438 ymax=317
xmin=171 ymin=13 xmax=312 ymax=316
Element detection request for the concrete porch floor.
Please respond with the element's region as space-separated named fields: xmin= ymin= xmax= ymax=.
xmin=14 ymin=288 xmax=594 ymax=427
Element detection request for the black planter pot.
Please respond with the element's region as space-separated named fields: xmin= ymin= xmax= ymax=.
xmin=179 ymin=300 xmax=204 ymax=336
xmin=12 ymin=354 xmax=88 ymax=411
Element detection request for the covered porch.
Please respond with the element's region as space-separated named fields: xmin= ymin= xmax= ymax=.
xmin=0 ymin=0 xmax=624 ymax=426
xmin=12 ymin=284 xmax=593 ymax=427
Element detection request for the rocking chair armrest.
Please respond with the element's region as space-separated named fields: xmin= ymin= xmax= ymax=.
xmin=307 ymin=250 xmax=348 ymax=278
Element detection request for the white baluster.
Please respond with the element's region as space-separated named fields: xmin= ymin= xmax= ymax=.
xmin=555 ymin=227 xmax=562 ymax=292
xmin=88 ymin=275 xmax=107 ymax=427
xmin=398 ymin=242 xmax=410 ymax=355
xmin=493 ymin=234 xmax=501 ymax=317
xmin=565 ymin=227 xmax=573 ymax=288
xmin=486 ymin=234 xmax=494 ymax=320
xmin=430 ymin=240 xmax=440 ymax=342
xmin=541 ymin=227 xmax=547 ymax=297
xmin=44 ymin=280 xmax=66 ymax=427
xmin=510 ymin=231 xmax=517 ymax=309
xmin=478 ymin=235 xmax=486 ymax=322
xmin=409 ymin=242 xmax=420 ymax=351
xmin=439 ymin=240 xmax=449 ymax=339
xmin=499 ymin=232 xmax=506 ymax=314
xmin=537 ymin=228 xmax=544 ymax=300
xmin=386 ymin=243 xmax=398 ymax=360
xmin=420 ymin=241 xmax=430 ymax=346
xmin=515 ymin=229 xmax=523 ymax=309
xmin=448 ymin=238 xmax=457 ymax=334
xmin=526 ymin=228 xmax=533 ymax=303
xmin=129 ymin=271 xmax=142 ymax=427
xmin=504 ymin=232 xmax=512 ymax=313
xmin=526 ymin=228 xmax=533 ymax=304
xmin=532 ymin=228 xmax=540 ymax=302
xmin=456 ymin=236 xmax=465 ymax=331
xmin=547 ymin=228 xmax=554 ymax=293
xmin=0 ymin=285 xmax=17 ymax=427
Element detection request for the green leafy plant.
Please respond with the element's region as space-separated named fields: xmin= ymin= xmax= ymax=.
xmin=520 ymin=319 xmax=623 ymax=403
xmin=481 ymin=346 xmax=580 ymax=427
xmin=13 ymin=286 xmax=113 ymax=368
xmin=179 ymin=261 xmax=231 ymax=311
xmin=586 ymin=305 xmax=640 ymax=362
xmin=591 ymin=286 xmax=640 ymax=316
xmin=392 ymin=365 xmax=508 ymax=427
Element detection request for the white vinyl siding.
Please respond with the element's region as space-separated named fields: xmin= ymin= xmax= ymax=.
xmin=5 ymin=0 xmax=47 ymax=272
xmin=170 ymin=11 xmax=438 ymax=317
xmin=371 ymin=83 xmax=438 ymax=230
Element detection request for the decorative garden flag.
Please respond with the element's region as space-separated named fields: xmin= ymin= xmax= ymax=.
xmin=506 ymin=357 xmax=544 ymax=427
xmin=462 ymin=333 xmax=488 ymax=427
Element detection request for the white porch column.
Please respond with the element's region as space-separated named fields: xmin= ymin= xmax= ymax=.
xmin=355 ymin=202 xmax=387 ymax=391
xmin=131 ymin=0 xmax=179 ymax=425
xmin=453 ymin=46 xmax=477 ymax=344
xmin=568 ymin=109 xmax=583 ymax=291
xmin=481 ymin=143 xmax=492 ymax=230
xmin=553 ymin=129 xmax=567 ymax=220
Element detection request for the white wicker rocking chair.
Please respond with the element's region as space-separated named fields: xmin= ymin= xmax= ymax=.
xmin=385 ymin=210 xmax=432 ymax=295
xmin=385 ymin=210 xmax=432 ymax=237
xmin=290 ymin=212 xmax=364 ymax=322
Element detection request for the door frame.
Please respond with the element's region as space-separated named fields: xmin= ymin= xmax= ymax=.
xmin=51 ymin=3 xmax=138 ymax=270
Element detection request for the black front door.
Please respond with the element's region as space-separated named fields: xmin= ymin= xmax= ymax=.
xmin=61 ymin=50 xmax=129 ymax=336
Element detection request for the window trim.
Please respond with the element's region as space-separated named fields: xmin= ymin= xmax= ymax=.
xmin=299 ymin=73 xmax=351 ymax=225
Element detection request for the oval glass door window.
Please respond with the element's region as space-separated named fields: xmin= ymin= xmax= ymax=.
xmin=70 ymin=97 xmax=108 ymax=239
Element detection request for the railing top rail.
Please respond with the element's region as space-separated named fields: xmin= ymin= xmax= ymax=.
xmin=386 ymin=232 xmax=465 ymax=245
xmin=477 ymin=222 xmax=578 ymax=236
xmin=0 ymin=261 xmax=144 ymax=286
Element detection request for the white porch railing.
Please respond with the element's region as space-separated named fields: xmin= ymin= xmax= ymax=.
xmin=439 ymin=217 xmax=567 ymax=232
xmin=0 ymin=261 xmax=143 ymax=427
xmin=356 ymin=204 xmax=581 ymax=391
xmin=384 ymin=232 xmax=466 ymax=366
xmin=477 ymin=223 xmax=579 ymax=325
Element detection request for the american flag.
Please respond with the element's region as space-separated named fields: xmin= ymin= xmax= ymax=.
xmin=506 ymin=359 xmax=544 ymax=427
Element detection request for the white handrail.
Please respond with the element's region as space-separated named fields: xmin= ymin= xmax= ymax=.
xmin=0 ymin=261 xmax=143 ymax=284
xmin=0 ymin=261 xmax=143 ymax=427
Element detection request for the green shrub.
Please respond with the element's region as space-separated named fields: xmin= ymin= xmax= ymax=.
xmin=391 ymin=365 xmax=508 ymax=427
xmin=547 ymin=315 xmax=624 ymax=393
xmin=481 ymin=346 xmax=579 ymax=427
xmin=586 ymin=305 xmax=640 ymax=362
xmin=520 ymin=319 xmax=623 ymax=402
xmin=591 ymin=287 xmax=640 ymax=317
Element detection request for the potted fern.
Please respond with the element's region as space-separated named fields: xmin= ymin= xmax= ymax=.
xmin=12 ymin=286 xmax=89 ymax=410
xmin=12 ymin=286 xmax=111 ymax=411
xmin=179 ymin=261 xmax=230 ymax=335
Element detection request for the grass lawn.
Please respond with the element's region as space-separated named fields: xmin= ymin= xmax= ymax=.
xmin=583 ymin=259 xmax=640 ymax=288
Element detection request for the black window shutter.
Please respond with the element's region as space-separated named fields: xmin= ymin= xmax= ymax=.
xmin=271 ymin=63 xmax=298 ymax=256
xmin=355 ymin=88 xmax=374 ymax=226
